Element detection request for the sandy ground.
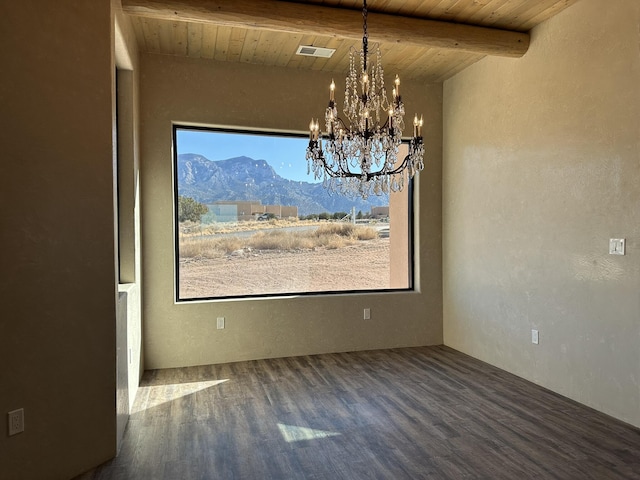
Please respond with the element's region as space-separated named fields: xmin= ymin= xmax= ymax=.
xmin=179 ymin=238 xmax=390 ymax=299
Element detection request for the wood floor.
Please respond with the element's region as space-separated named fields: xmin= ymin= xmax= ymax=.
xmin=76 ymin=346 xmax=640 ymax=479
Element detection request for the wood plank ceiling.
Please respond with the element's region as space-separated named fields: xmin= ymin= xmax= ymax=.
xmin=123 ymin=0 xmax=579 ymax=82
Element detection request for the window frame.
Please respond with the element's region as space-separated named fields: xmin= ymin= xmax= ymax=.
xmin=172 ymin=124 xmax=417 ymax=302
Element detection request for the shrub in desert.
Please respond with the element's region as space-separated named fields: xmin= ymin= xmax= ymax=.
xmin=180 ymin=236 xmax=243 ymax=258
xmin=324 ymin=236 xmax=349 ymax=249
xmin=354 ymin=227 xmax=378 ymax=240
xmin=315 ymin=223 xmax=378 ymax=241
xmin=249 ymin=230 xmax=313 ymax=250
xmin=180 ymin=239 xmax=219 ymax=258
xmin=248 ymin=231 xmax=288 ymax=250
xmin=214 ymin=236 xmax=245 ymax=254
xmin=316 ymin=223 xmax=355 ymax=237
xmin=177 ymin=195 xmax=208 ymax=223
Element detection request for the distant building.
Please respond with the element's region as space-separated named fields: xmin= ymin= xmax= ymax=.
xmin=371 ymin=206 xmax=389 ymax=219
xmin=209 ymin=200 xmax=298 ymax=222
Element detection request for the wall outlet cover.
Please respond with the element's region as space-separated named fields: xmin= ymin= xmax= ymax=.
xmin=8 ymin=409 xmax=24 ymax=436
xmin=609 ymin=238 xmax=625 ymax=255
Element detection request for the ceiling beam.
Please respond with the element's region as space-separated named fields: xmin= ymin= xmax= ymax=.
xmin=122 ymin=0 xmax=530 ymax=58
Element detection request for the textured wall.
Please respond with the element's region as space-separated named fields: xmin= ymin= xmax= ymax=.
xmin=140 ymin=54 xmax=443 ymax=369
xmin=114 ymin=9 xmax=143 ymax=450
xmin=0 ymin=1 xmax=117 ymax=479
xmin=443 ymin=0 xmax=640 ymax=427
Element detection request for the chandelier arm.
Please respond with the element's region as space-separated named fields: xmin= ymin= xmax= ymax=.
xmin=333 ymin=144 xmax=359 ymax=177
xmin=309 ymin=141 xmax=353 ymax=179
xmin=322 ymin=170 xmax=370 ymax=179
xmin=378 ymin=116 xmax=390 ymax=132
xmin=322 ymin=145 xmax=364 ymax=179
xmin=366 ymin=137 xmax=425 ymax=177
xmin=332 ymin=116 xmax=351 ymax=133
xmin=368 ymin=157 xmax=410 ymax=177
xmin=362 ymin=153 xmax=415 ymax=179
xmin=321 ymin=161 xmax=409 ymax=180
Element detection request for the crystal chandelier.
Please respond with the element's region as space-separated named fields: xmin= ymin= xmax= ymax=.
xmin=306 ymin=0 xmax=425 ymax=199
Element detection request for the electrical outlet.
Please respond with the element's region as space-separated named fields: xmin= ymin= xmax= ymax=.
xmin=363 ymin=308 xmax=371 ymax=320
xmin=531 ymin=329 xmax=539 ymax=345
xmin=609 ymin=238 xmax=625 ymax=255
xmin=8 ymin=409 xmax=24 ymax=436
xmin=217 ymin=317 xmax=225 ymax=329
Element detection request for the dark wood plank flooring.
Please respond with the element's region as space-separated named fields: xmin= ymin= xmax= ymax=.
xmin=75 ymin=346 xmax=640 ymax=479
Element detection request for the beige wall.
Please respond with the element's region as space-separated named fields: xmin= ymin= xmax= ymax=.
xmin=0 ymin=1 xmax=118 ymax=479
xmin=140 ymin=54 xmax=443 ymax=369
xmin=114 ymin=5 xmax=142 ymax=451
xmin=390 ymin=144 xmax=410 ymax=288
xmin=443 ymin=0 xmax=640 ymax=427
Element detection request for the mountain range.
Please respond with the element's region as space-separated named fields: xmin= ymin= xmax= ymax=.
xmin=176 ymin=154 xmax=388 ymax=216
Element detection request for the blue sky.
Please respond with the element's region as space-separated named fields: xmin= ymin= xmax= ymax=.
xmin=176 ymin=129 xmax=318 ymax=183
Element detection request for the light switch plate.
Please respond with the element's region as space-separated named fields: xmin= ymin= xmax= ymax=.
xmin=609 ymin=238 xmax=625 ymax=255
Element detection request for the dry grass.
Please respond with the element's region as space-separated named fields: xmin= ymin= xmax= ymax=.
xmin=180 ymin=236 xmax=244 ymax=258
xmin=315 ymin=223 xmax=379 ymax=241
xmin=316 ymin=223 xmax=355 ymax=236
xmin=248 ymin=230 xmax=316 ymax=250
xmin=179 ymin=222 xmax=380 ymax=258
xmin=179 ymin=218 xmax=307 ymax=237
xmin=354 ymin=227 xmax=379 ymax=240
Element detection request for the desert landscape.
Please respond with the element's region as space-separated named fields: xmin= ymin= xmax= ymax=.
xmin=177 ymin=221 xmax=391 ymax=299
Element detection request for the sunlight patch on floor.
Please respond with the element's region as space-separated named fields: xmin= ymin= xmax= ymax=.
xmin=277 ymin=423 xmax=341 ymax=443
xmin=134 ymin=379 xmax=229 ymax=412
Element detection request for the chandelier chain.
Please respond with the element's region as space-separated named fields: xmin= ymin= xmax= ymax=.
xmin=362 ymin=0 xmax=368 ymax=71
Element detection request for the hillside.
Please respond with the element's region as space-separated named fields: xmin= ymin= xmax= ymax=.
xmin=176 ymin=154 xmax=388 ymax=216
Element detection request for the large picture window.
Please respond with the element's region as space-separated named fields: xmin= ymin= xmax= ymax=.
xmin=173 ymin=125 xmax=414 ymax=301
